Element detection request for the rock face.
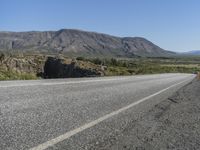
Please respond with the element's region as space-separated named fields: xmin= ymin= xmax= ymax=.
xmin=0 ymin=29 xmax=175 ymax=57
xmin=44 ymin=57 xmax=104 ymax=78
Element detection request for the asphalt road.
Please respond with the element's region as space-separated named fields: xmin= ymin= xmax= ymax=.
xmin=0 ymin=73 xmax=195 ymax=150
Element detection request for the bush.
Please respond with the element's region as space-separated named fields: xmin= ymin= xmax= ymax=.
xmin=92 ymin=58 xmax=103 ymax=65
xmin=76 ymin=57 xmax=85 ymax=61
xmin=110 ymin=58 xmax=118 ymax=66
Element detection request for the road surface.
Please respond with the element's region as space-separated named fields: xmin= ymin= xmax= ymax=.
xmin=0 ymin=73 xmax=195 ymax=150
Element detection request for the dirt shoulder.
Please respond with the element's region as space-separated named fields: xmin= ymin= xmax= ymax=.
xmin=98 ymin=78 xmax=200 ymax=150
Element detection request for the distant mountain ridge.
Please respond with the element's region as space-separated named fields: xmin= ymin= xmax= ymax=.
xmin=0 ymin=29 xmax=175 ymax=57
xmin=184 ymin=50 xmax=200 ymax=55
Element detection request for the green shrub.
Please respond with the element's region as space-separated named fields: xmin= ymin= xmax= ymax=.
xmin=76 ymin=57 xmax=85 ymax=61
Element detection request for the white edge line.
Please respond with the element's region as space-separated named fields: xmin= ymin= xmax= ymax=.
xmin=0 ymin=78 xmax=130 ymax=88
xmin=0 ymin=74 xmax=191 ymax=88
xmin=29 ymin=76 xmax=193 ymax=150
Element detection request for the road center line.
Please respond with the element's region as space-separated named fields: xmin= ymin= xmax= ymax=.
xmin=29 ymin=77 xmax=193 ymax=150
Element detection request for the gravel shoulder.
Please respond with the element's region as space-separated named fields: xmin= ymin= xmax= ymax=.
xmin=93 ymin=78 xmax=200 ymax=150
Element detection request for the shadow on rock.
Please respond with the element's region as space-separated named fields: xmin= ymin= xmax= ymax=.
xmin=44 ymin=57 xmax=104 ymax=78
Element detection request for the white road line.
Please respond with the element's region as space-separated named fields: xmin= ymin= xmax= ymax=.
xmin=0 ymin=77 xmax=131 ymax=88
xmin=29 ymin=76 xmax=193 ymax=150
xmin=0 ymin=74 xmax=189 ymax=88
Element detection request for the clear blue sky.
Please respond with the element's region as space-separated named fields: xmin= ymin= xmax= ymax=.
xmin=1 ymin=0 xmax=200 ymax=52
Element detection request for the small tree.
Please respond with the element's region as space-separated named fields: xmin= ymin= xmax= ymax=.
xmin=0 ymin=53 xmax=5 ymax=63
xmin=110 ymin=58 xmax=117 ymax=66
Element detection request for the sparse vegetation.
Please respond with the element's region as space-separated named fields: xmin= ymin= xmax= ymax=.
xmin=0 ymin=69 xmax=38 ymax=80
xmin=81 ymin=56 xmax=200 ymax=76
xmin=0 ymin=53 xmax=200 ymax=80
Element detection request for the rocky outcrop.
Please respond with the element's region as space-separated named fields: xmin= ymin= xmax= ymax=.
xmin=44 ymin=57 xmax=104 ymax=78
xmin=0 ymin=54 xmax=44 ymax=74
xmin=0 ymin=54 xmax=104 ymax=79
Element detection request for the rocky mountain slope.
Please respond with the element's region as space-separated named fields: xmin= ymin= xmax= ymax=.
xmin=0 ymin=29 xmax=175 ymax=57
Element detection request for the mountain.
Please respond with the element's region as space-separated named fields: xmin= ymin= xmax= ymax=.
xmin=184 ymin=50 xmax=200 ymax=55
xmin=0 ymin=29 xmax=175 ymax=57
